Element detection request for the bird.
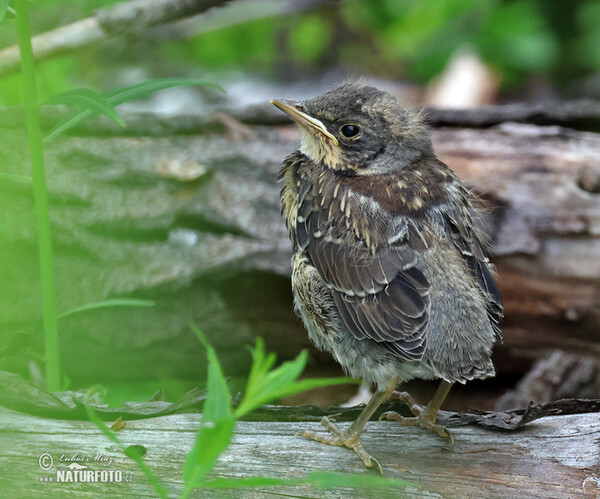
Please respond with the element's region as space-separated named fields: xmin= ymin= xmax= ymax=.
xmin=271 ymin=82 xmax=502 ymax=472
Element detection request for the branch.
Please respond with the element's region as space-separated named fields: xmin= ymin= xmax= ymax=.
xmin=0 ymin=0 xmax=229 ymax=78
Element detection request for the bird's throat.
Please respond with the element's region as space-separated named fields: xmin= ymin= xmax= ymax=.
xmin=299 ymin=127 xmax=344 ymax=170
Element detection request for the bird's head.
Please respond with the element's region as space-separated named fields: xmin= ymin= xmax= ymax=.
xmin=271 ymin=83 xmax=433 ymax=175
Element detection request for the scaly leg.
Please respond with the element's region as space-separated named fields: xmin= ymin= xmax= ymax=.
xmin=298 ymin=382 xmax=396 ymax=473
xmin=379 ymin=380 xmax=454 ymax=443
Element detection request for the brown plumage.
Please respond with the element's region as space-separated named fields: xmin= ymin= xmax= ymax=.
xmin=272 ymin=83 xmax=502 ymax=472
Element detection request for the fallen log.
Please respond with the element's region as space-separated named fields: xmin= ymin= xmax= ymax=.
xmin=0 ymin=404 xmax=598 ymax=498
xmin=1 ymin=104 xmax=599 ymax=406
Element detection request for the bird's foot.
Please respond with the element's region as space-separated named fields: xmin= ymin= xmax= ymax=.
xmin=379 ymin=391 xmax=454 ymax=444
xmin=296 ymin=416 xmax=382 ymax=474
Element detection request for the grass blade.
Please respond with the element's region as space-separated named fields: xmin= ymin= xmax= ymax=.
xmin=44 ymin=78 xmax=224 ymax=144
xmin=43 ymin=88 xmax=125 ymax=127
xmin=104 ymin=78 xmax=224 ymax=105
xmin=58 ymin=299 xmax=156 ymax=320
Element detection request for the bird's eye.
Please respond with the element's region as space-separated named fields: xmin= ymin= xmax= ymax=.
xmin=340 ymin=124 xmax=360 ymax=138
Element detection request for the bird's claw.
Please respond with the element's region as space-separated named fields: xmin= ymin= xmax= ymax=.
xmin=380 ymin=410 xmax=454 ymax=444
xmin=381 ymin=391 xmax=454 ymax=444
xmin=298 ymin=416 xmax=383 ymax=474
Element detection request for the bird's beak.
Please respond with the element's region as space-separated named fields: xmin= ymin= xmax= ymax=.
xmin=271 ymin=99 xmax=339 ymax=146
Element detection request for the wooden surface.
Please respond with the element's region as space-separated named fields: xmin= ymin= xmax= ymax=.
xmin=1 ymin=406 xmax=599 ymax=498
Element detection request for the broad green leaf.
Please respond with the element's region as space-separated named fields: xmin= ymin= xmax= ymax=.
xmin=190 ymin=324 xmax=232 ymax=423
xmin=182 ymin=418 xmax=235 ymax=495
xmin=43 ymin=88 xmax=125 ymax=127
xmin=184 ymin=325 xmax=234 ymax=492
xmin=44 ymin=78 xmax=224 ymax=144
xmin=58 ymin=299 xmax=155 ymax=319
xmin=202 ymin=344 xmax=232 ymax=422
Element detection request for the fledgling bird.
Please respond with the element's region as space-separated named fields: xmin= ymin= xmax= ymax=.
xmin=271 ymin=83 xmax=502 ymax=472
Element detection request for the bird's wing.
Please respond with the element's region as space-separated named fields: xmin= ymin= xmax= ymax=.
xmin=295 ymin=176 xmax=431 ymax=361
xmin=442 ymin=205 xmax=504 ymax=339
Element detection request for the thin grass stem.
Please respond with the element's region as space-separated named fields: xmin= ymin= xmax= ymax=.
xmin=15 ymin=0 xmax=60 ymax=392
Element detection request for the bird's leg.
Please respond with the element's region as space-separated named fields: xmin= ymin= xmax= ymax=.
xmin=380 ymin=380 xmax=454 ymax=443
xmin=298 ymin=382 xmax=396 ymax=473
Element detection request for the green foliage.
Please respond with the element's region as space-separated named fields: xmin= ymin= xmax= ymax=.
xmin=44 ymin=78 xmax=224 ymax=143
xmin=10 ymin=0 xmax=224 ymax=393
xmin=86 ymin=329 xmax=404 ymax=497
xmin=235 ymin=337 xmax=357 ymax=418
xmin=0 ymin=57 xmax=77 ymax=107
xmin=572 ymin=0 xmax=600 ymax=72
xmin=158 ymin=0 xmax=591 ymax=88
xmin=477 ymin=0 xmax=558 ymax=74
xmin=339 ymin=0 xmax=562 ymax=83
xmin=183 ymin=327 xmax=235 ymax=494
xmin=162 ymin=17 xmax=278 ymax=71
xmin=43 ymin=88 xmax=126 ymax=128
xmin=289 ymin=15 xmax=332 ymax=63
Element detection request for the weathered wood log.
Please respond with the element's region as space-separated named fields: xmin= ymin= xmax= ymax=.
xmin=495 ymin=351 xmax=600 ymax=410
xmin=1 ymin=406 xmax=599 ymax=498
xmin=1 ymin=105 xmax=599 ymax=406
xmin=3 ymin=98 xmax=600 ymax=134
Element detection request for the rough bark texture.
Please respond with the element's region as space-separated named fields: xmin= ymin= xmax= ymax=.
xmin=1 ymin=103 xmax=599 ymax=406
xmin=1 ymin=406 xmax=599 ymax=498
xmin=495 ymin=351 xmax=600 ymax=410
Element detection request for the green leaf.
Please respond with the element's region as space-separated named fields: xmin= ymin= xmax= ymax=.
xmin=183 ymin=325 xmax=234 ymax=493
xmin=58 ymin=299 xmax=155 ymax=319
xmin=182 ymin=418 xmax=235 ymax=496
xmin=234 ymin=340 xmax=357 ymax=418
xmin=202 ymin=343 xmax=233 ymax=423
xmin=267 ymin=376 xmax=359 ymax=400
xmin=43 ymin=88 xmax=125 ymax=127
xmin=44 ymin=78 xmax=224 ymax=144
